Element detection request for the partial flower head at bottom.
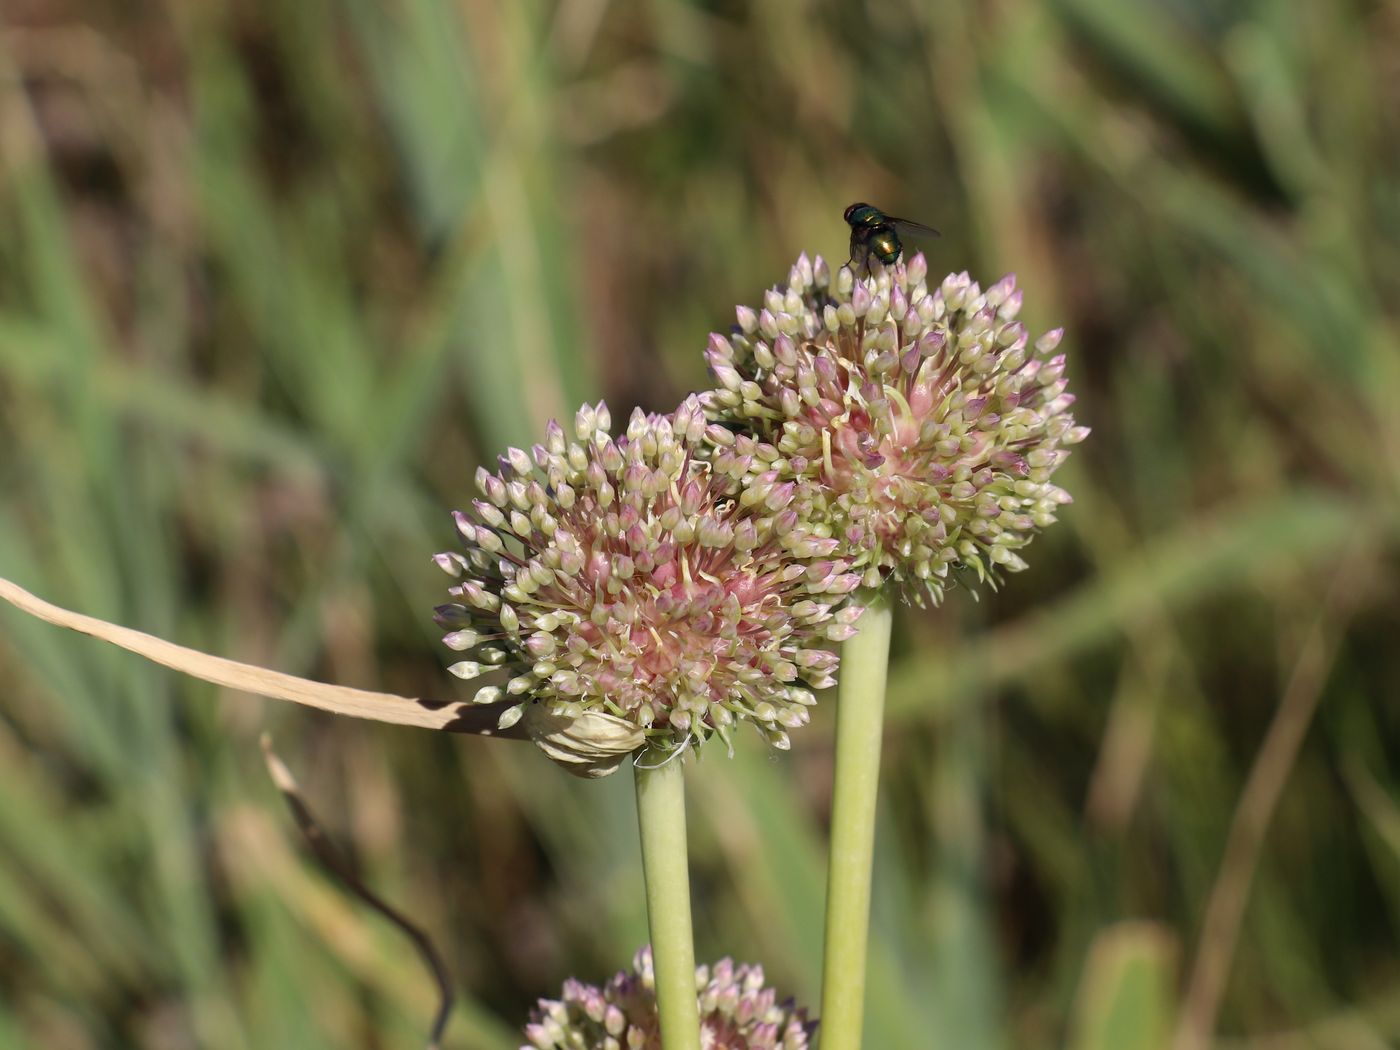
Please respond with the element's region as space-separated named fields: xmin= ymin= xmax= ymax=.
xmin=522 ymin=946 xmax=816 ymax=1050
xmin=703 ymin=252 xmax=1088 ymax=605
xmin=434 ymin=396 xmax=862 ymax=773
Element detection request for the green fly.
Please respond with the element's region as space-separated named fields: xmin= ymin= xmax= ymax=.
xmin=844 ymin=202 xmax=940 ymax=267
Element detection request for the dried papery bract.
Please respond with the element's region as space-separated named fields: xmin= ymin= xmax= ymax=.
xmin=522 ymin=946 xmax=816 ymax=1050
xmin=434 ymin=395 xmax=863 ymax=773
xmin=704 ymin=252 xmax=1088 ymax=605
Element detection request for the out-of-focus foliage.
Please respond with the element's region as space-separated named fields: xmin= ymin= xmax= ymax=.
xmin=0 ymin=1 xmax=1397 ymax=1047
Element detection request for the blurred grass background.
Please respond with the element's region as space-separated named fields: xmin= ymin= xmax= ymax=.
xmin=1 ymin=0 xmax=1398 ymax=1047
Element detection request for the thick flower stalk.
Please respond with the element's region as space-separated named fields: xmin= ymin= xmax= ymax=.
xmin=522 ymin=947 xmax=816 ymax=1050
xmin=703 ymin=252 xmax=1088 ymax=606
xmin=703 ymin=250 xmax=1087 ymax=1049
xmin=434 ymin=394 xmax=862 ymax=776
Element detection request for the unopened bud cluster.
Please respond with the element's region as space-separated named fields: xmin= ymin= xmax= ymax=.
xmin=435 ymin=396 xmax=862 ymax=769
xmin=703 ymin=253 xmax=1087 ymax=604
xmin=522 ymin=946 xmax=815 ymax=1050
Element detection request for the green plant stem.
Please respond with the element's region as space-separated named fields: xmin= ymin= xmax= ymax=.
xmin=635 ymin=758 xmax=702 ymax=1050
xmin=820 ymin=592 xmax=893 ymax=1050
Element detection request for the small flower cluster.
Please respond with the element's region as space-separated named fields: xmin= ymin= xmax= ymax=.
xmin=435 ymin=396 xmax=862 ymax=770
xmin=522 ymin=947 xmax=816 ymax=1050
xmin=703 ymin=253 xmax=1087 ymax=605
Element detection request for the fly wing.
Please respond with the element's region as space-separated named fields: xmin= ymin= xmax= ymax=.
xmin=887 ymin=215 xmax=941 ymax=239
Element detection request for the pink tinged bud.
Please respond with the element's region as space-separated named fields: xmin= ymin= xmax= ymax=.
xmin=997 ymin=320 xmax=1027 ymax=349
xmin=906 ymin=251 xmax=927 ymax=286
xmin=443 ymin=629 xmax=481 ymax=650
xmin=774 ymin=333 xmax=798 ymax=368
xmin=758 ymin=308 xmax=780 ymax=339
xmin=472 ymin=498 xmax=506 ymax=528
xmin=851 ymin=282 xmax=872 ymax=317
xmin=712 ymin=361 xmax=742 ymax=391
xmin=434 ymin=604 xmax=471 ymax=628
xmin=1036 ymin=327 xmax=1064 ymax=353
xmin=866 ymin=293 xmax=888 ymax=326
xmin=574 ymin=403 xmax=597 ymax=440
xmin=433 ymin=552 xmax=467 ymax=577
xmin=502 ymin=446 xmax=530 ymax=475
xmin=890 ymin=283 xmax=909 ymax=320
xmin=736 ymin=304 xmax=759 ymax=333
xmin=829 ymin=573 xmax=863 ymax=594
xmin=765 ymin=482 xmax=795 ymax=512
xmin=1040 ymin=353 xmax=1067 ymax=383
xmin=734 ymin=519 xmax=759 ymax=550
xmin=475 ymin=526 xmax=505 ymax=554
xmin=990 ymin=450 xmax=1029 ymax=475
xmin=790 ymin=254 xmax=812 ymax=289
xmin=708 ymin=331 xmax=735 ymax=364
xmin=777 ymin=387 xmax=800 ymax=418
xmin=544 ymin=418 xmax=566 ymax=452
xmin=452 ymin=510 xmax=475 ymax=542
xmin=705 ymin=423 xmax=737 ymax=449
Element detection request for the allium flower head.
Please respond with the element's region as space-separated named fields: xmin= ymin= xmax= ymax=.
xmin=434 ymin=396 xmax=862 ymax=773
xmin=522 ymin=946 xmax=816 ymax=1050
xmin=703 ymin=253 xmax=1088 ymax=605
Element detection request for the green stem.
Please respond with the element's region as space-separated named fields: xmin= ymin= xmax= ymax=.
xmin=819 ymin=592 xmax=893 ymax=1050
xmin=634 ymin=757 xmax=702 ymax=1050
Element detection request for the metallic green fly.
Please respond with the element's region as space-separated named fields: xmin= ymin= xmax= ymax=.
xmin=844 ymin=202 xmax=940 ymax=267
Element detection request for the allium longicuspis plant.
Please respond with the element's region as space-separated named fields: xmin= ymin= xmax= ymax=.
xmin=523 ymin=947 xmax=816 ymax=1050
xmin=433 ymin=396 xmax=864 ymax=777
xmin=703 ymin=252 xmax=1088 ymax=606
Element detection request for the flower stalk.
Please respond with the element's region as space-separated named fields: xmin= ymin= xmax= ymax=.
xmin=819 ymin=590 xmax=893 ymax=1050
xmin=634 ymin=757 xmax=702 ymax=1050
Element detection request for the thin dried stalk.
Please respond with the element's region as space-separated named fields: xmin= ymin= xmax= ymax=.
xmin=261 ymin=736 xmax=454 ymax=1050
xmin=0 ymin=576 xmax=526 ymax=737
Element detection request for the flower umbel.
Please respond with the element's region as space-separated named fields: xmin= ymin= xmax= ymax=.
xmin=522 ymin=946 xmax=816 ymax=1050
xmin=434 ymin=396 xmax=862 ymax=772
xmin=704 ymin=253 xmax=1088 ymax=604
